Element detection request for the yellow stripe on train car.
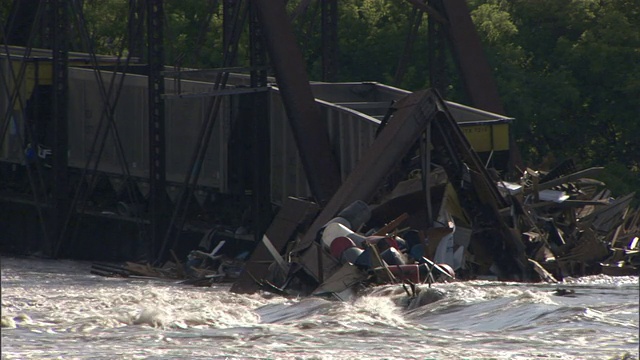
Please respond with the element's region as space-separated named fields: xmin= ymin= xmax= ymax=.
xmin=460 ymin=123 xmax=510 ymax=152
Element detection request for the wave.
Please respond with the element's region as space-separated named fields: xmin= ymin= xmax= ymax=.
xmin=2 ymin=256 xmax=637 ymax=360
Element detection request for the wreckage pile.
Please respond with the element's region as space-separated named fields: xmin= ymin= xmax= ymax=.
xmin=90 ymin=230 xmax=249 ymax=285
xmin=500 ymin=162 xmax=638 ymax=279
xmin=91 ymin=90 xmax=638 ymax=298
xmin=91 ymin=158 xmax=638 ymax=292
xmin=228 ymin=90 xmax=638 ymax=298
xmin=228 ymin=161 xmax=638 ymax=299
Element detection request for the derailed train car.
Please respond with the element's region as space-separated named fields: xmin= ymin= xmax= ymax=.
xmin=0 ymin=47 xmax=513 ymax=259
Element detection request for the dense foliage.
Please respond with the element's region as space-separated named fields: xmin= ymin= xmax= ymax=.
xmin=2 ymin=0 xmax=638 ymax=196
xmin=468 ymin=0 xmax=639 ymax=196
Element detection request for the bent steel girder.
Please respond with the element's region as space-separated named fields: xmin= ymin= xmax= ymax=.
xmin=427 ymin=94 xmax=530 ymax=281
xmin=435 ymin=0 xmax=504 ymax=115
xmin=424 ymin=0 xmax=524 ymax=172
xmin=293 ymin=89 xmax=530 ymax=282
xmin=402 ymin=0 xmax=503 ymax=115
xmin=293 ymin=90 xmax=443 ymax=260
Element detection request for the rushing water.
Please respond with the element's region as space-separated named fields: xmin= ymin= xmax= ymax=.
xmin=1 ymin=256 xmax=638 ymax=360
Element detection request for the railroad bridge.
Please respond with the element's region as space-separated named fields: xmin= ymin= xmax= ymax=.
xmin=0 ymin=1 xmax=513 ymax=263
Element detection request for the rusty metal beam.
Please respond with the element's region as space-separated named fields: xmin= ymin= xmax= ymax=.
xmin=432 ymin=0 xmax=523 ymax=173
xmin=436 ymin=0 xmax=504 ymax=114
xmin=292 ymin=89 xmax=531 ymax=281
xmin=427 ymin=94 xmax=530 ymax=280
xmin=293 ymin=89 xmax=442 ymax=261
xmin=252 ymin=0 xmax=341 ymax=206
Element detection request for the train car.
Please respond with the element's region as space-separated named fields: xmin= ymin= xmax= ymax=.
xmin=0 ymin=47 xmax=513 ymax=260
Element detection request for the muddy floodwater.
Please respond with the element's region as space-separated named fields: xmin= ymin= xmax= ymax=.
xmin=1 ymin=256 xmax=638 ymax=359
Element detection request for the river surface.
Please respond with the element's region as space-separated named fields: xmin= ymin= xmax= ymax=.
xmin=1 ymin=256 xmax=638 ymax=359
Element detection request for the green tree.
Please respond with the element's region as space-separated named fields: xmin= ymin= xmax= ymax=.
xmin=288 ymin=1 xmax=460 ymax=99
xmin=80 ymin=0 xmax=130 ymax=54
xmin=468 ymin=0 xmax=639 ymax=196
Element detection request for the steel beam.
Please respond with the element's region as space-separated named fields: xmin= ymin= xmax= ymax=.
xmin=431 ymin=0 xmax=523 ymax=173
xmin=321 ymin=0 xmax=338 ymax=82
xmin=249 ymin=2 xmax=271 ymax=245
xmin=293 ymin=90 xmax=442 ymax=260
xmin=252 ymin=0 xmax=341 ymax=206
xmin=427 ymin=0 xmax=448 ymax=97
xmin=437 ymin=0 xmax=504 ymax=114
xmin=147 ymin=0 xmax=168 ymax=261
xmin=51 ymin=0 xmax=69 ymax=257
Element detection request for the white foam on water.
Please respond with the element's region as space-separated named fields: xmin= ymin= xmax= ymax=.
xmin=563 ymin=274 xmax=640 ymax=286
xmin=1 ymin=256 xmax=638 ymax=360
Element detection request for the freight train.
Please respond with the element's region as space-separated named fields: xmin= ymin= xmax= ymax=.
xmin=0 ymin=46 xmax=512 ymax=259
